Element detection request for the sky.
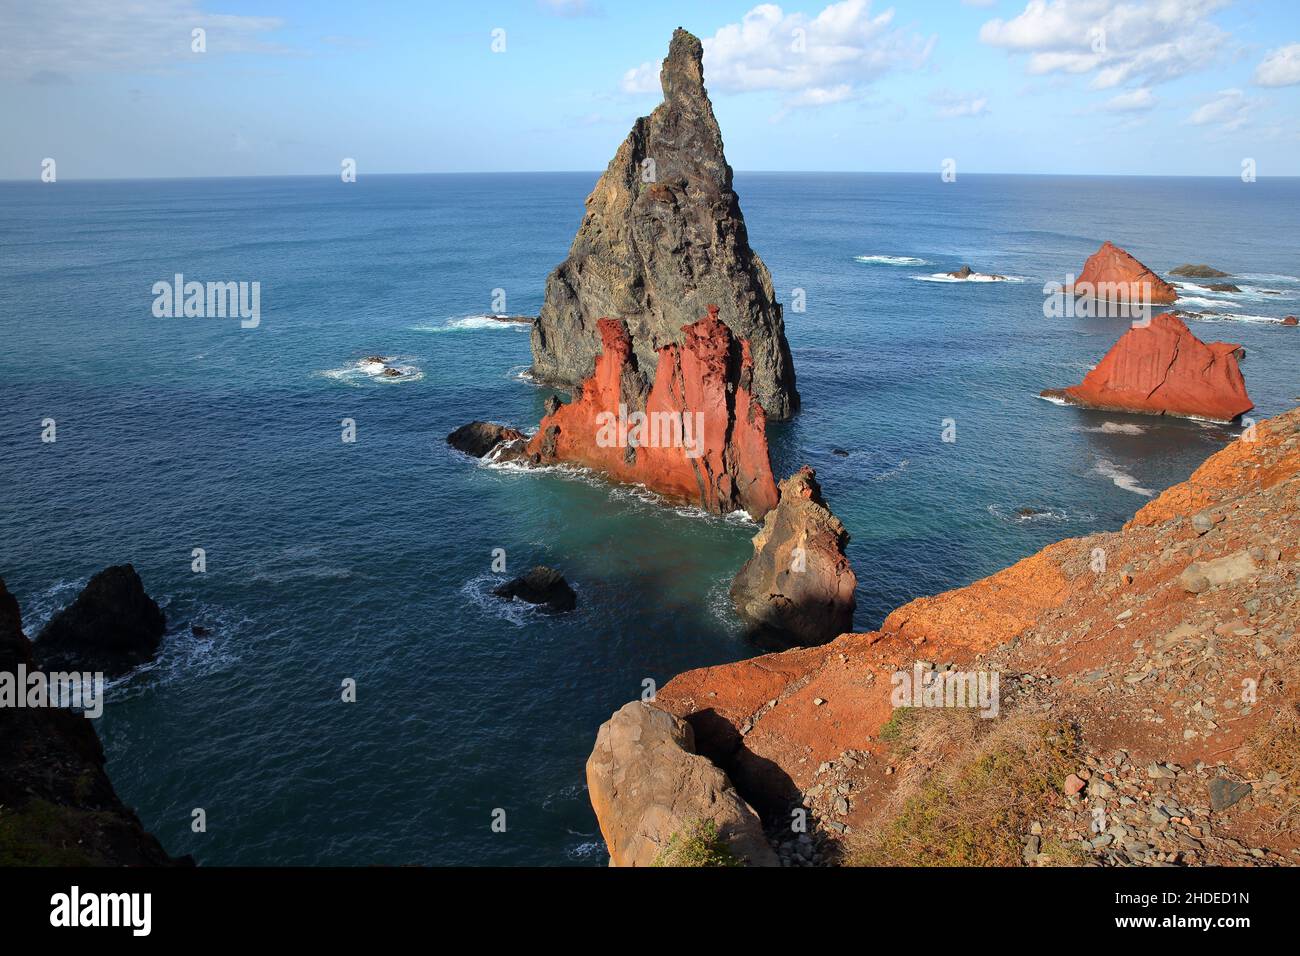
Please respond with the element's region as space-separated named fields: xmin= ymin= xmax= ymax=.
xmin=1 ymin=0 xmax=1298 ymax=179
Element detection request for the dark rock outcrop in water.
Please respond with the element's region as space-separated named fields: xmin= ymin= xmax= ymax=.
xmin=0 ymin=578 xmax=186 ymax=865
xmin=525 ymin=307 xmax=780 ymax=520
xmin=446 ymin=421 xmax=526 ymax=459
xmin=35 ymin=565 xmax=165 ymax=678
xmin=586 ymin=701 xmax=777 ymax=867
xmin=530 ymin=28 xmax=799 ymax=421
xmin=1042 ymin=313 xmax=1253 ymax=423
xmin=730 ymin=466 xmax=857 ymax=646
xmin=492 ymin=566 xmax=577 ymax=614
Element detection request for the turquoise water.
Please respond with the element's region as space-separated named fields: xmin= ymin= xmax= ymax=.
xmin=1 ymin=173 xmax=1297 ymax=865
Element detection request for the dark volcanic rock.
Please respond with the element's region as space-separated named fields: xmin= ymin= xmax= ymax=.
xmin=1207 ymin=777 xmax=1252 ymax=812
xmin=1169 ymin=263 xmax=1231 ymax=278
xmin=35 ymin=565 xmax=165 ymax=677
xmin=530 ymin=28 xmax=798 ymax=421
xmin=730 ymin=466 xmax=856 ymax=646
xmin=0 ymin=577 xmax=186 ymax=865
xmin=446 ymin=421 xmax=526 ymax=458
xmin=493 ymin=566 xmax=577 ymax=613
xmin=1206 ymin=283 xmax=1241 ymax=293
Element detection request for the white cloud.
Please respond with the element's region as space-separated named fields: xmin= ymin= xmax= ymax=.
xmin=0 ymin=0 xmax=285 ymax=81
xmin=1186 ymin=88 xmax=1257 ymax=131
xmin=1253 ymin=43 xmax=1300 ymax=87
xmin=929 ymin=89 xmax=991 ymax=118
xmin=620 ymin=0 xmax=935 ymax=110
xmin=1101 ymin=86 xmax=1156 ymax=111
xmin=980 ymin=0 xmax=1229 ymax=90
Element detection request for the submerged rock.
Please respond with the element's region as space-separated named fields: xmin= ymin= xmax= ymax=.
xmin=1169 ymin=263 xmax=1231 ymax=278
xmin=1069 ymin=241 xmax=1178 ymax=305
xmin=530 ymin=28 xmax=798 ymax=421
xmin=35 ymin=565 xmax=165 ymax=677
xmin=730 ymin=466 xmax=857 ymax=646
xmin=446 ymin=421 xmax=526 ymax=458
xmin=526 ymin=307 xmax=780 ymax=520
xmin=586 ymin=701 xmax=777 ymax=867
xmin=492 ymin=566 xmax=577 ymax=613
xmin=1042 ymin=313 xmax=1253 ymax=423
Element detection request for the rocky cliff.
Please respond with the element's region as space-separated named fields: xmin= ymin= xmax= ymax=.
xmin=525 ymin=307 xmax=780 ymax=519
xmin=0 ymin=577 xmax=185 ymax=866
xmin=1042 ymin=313 xmax=1253 ymax=423
xmin=530 ymin=28 xmax=799 ymax=421
xmin=588 ymin=405 xmax=1300 ymax=866
xmin=730 ymin=466 xmax=857 ymax=646
xmin=1069 ymin=241 xmax=1178 ymax=305
xmin=586 ymin=701 xmax=777 ymax=866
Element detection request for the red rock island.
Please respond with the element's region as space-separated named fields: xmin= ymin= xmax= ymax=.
xmin=1069 ymin=241 xmax=1178 ymax=305
xmin=1043 ymin=313 xmax=1253 ymax=423
xmin=526 ymin=306 xmax=780 ymax=519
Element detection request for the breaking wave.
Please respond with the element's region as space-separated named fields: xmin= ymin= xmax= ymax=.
xmin=854 ymin=254 xmax=927 ymax=266
xmin=410 ymin=315 xmax=531 ymax=333
xmin=1094 ymin=458 xmax=1154 ymax=497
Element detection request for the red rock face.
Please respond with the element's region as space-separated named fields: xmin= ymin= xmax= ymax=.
xmin=526 ymin=307 xmax=780 ymax=519
xmin=1045 ymin=313 xmax=1253 ymax=422
xmin=1070 ymin=241 xmax=1178 ymax=305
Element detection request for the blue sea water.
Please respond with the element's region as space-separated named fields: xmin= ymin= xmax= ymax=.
xmin=1 ymin=172 xmax=1297 ymax=865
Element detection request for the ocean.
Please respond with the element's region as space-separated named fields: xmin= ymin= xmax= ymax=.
xmin=1 ymin=172 xmax=1297 ymax=865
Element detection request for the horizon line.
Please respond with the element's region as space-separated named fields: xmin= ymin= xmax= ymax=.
xmin=4 ymin=170 xmax=1298 ymax=184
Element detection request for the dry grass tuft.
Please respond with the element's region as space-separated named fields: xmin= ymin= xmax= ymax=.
xmin=850 ymin=707 xmax=1084 ymax=867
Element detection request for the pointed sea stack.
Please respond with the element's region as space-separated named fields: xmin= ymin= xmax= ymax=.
xmin=526 ymin=306 xmax=779 ymax=520
xmin=729 ymin=466 xmax=857 ymax=646
xmin=1068 ymin=241 xmax=1178 ymax=305
xmin=530 ymin=28 xmax=799 ymax=420
xmin=35 ymin=564 xmax=166 ymax=678
xmin=1042 ymin=313 xmax=1253 ymax=423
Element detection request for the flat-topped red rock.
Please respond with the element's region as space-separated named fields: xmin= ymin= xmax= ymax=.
xmin=1043 ymin=312 xmax=1253 ymax=422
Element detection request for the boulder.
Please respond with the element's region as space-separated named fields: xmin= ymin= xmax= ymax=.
xmin=446 ymin=421 xmax=526 ymax=458
xmin=492 ymin=566 xmax=577 ymax=613
xmin=1282 ymin=315 xmax=1298 ymax=327
xmin=1169 ymin=264 xmax=1231 ymax=278
xmin=730 ymin=466 xmax=857 ymax=646
xmin=1206 ymin=283 xmax=1241 ymax=293
xmin=525 ymin=307 xmax=780 ymax=519
xmin=1179 ymin=551 xmax=1259 ymax=594
xmin=586 ymin=701 xmax=777 ymax=867
xmin=35 ymin=565 xmax=165 ymax=677
xmin=1041 ymin=313 xmax=1253 ymax=423
xmin=1069 ymin=241 xmax=1178 ymax=304
xmin=530 ymin=28 xmax=798 ymax=421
